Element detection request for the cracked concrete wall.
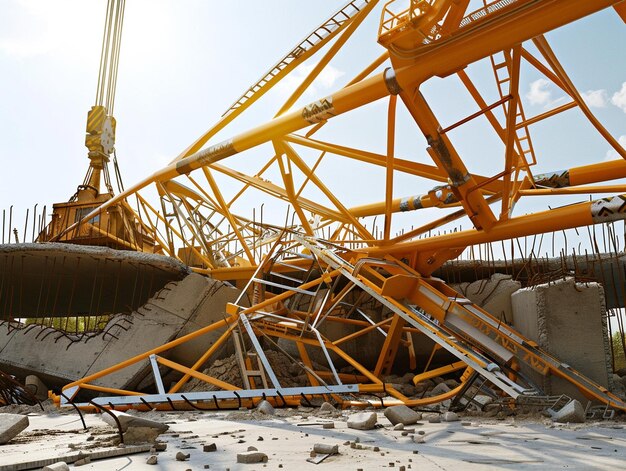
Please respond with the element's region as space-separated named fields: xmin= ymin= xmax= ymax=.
xmin=511 ymin=278 xmax=612 ymax=403
xmin=0 ymin=273 xmax=242 ymax=392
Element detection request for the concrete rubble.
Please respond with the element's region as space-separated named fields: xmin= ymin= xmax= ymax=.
xmin=384 ymin=405 xmax=422 ymax=425
xmin=0 ymin=413 xmax=29 ymax=445
xmin=101 ymin=410 xmax=169 ymax=432
xmin=551 ymin=399 xmax=586 ymax=424
xmin=2 ymin=403 xmax=626 ymax=470
xmin=347 ymin=412 xmax=377 ymax=430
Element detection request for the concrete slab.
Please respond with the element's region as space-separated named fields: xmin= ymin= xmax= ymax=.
xmin=0 ymin=414 xmax=29 ymax=445
xmin=0 ymin=243 xmax=189 ymax=318
xmin=0 ymin=273 xmax=242 ymax=391
xmin=512 ymin=278 xmax=612 ymax=402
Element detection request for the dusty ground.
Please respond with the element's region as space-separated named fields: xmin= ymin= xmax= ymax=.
xmin=2 ymin=405 xmax=626 ymax=470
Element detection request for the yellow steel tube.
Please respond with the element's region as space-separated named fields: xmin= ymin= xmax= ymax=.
xmin=384 ymin=95 xmax=397 ymax=241
xmin=62 ymin=317 xmax=233 ymax=393
xmin=519 ymin=185 xmax=626 ymax=196
xmin=364 ymin=198 xmax=596 ymax=256
xmin=569 ymin=160 xmax=626 ymax=187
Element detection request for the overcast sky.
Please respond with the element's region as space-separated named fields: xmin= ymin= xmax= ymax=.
xmin=0 ymin=0 xmax=624 ymax=243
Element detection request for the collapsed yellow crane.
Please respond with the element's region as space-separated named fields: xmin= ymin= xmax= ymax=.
xmin=52 ymin=0 xmax=626 ymax=411
xmin=38 ymin=0 xmax=156 ymax=252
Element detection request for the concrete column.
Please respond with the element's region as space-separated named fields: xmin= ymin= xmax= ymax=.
xmin=511 ymin=278 xmax=613 ymax=403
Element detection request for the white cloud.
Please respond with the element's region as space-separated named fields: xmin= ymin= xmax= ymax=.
xmin=581 ymin=89 xmax=608 ymax=108
xmin=612 ymin=82 xmax=626 ymax=113
xmin=605 ymin=135 xmax=626 ymax=161
xmin=526 ymin=79 xmax=552 ymax=106
xmin=278 ymin=63 xmax=345 ymax=100
xmin=525 ymin=78 xmax=567 ymax=109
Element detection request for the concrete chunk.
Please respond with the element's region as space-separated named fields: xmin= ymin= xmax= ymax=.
xmin=552 ymin=400 xmax=585 ymax=423
xmin=123 ymin=426 xmax=162 ymax=444
xmin=237 ymin=451 xmax=268 ymax=463
xmin=347 ymin=412 xmax=377 ymax=430
xmin=442 ymin=411 xmax=460 ymax=422
xmin=384 ymin=405 xmax=422 ymax=425
xmin=313 ymin=443 xmax=339 ymax=455
xmin=100 ymin=411 xmax=168 ymax=433
xmin=256 ymin=400 xmax=275 ymax=415
xmin=24 ymin=375 xmax=48 ymax=401
xmin=0 ymin=413 xmax=29 ymax=445
xmin=42 ymin=463 xmax=70 ymax=471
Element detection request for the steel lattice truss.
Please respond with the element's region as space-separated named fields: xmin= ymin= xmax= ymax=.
xmin=54 ymin=0 xmax=626 ymax=411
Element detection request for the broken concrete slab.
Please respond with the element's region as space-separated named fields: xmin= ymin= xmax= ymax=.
xmin=319 ymin=402 xmax=336 ymax=413
xmin=0 ymin=413 xmax=29 ymax=445
xmin=384 ymin=405 xmax=422 ymax=425
xmin=552 ymin=400 xmax=586 ymax=424
xmin=100 ymin=411 xmax=168 ymax=433
xmin=347 ymin=412 xmax=377 ymax=430
xmin=0 ymin=273 xmax=243 ymax=393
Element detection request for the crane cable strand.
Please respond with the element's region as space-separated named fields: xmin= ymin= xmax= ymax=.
xmin=96 ymin=0 xmax=125 ymax=113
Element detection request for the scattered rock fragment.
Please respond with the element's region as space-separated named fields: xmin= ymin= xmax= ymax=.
xmin=123 ymin=426 xmax=161 ymax=444
xmin=100 ymin=411 xmax=169 ymax=433
xmin=176 ymin=451 xmax=190 ymax=461
xmin=430 ymin=383 xmax=451 ymax=396
xmin=204 ymin=443 xmax=217 ymax=452
xmin=146 ymin=455 xmax=158 ymax=465
xmin=413 ymin=435 xmax=425 ymax=444
xmin=442 ymin=411 xmax=460 ymax=422
xmin=323 ymin=422 xmax=335 ymax=429
xmin=247 ymin=446 xmax=258 ymax=451
xmin=237 ymin=451 xmax=268 ymax=463
xmin=347 ymin=412 xmax=377 ymax=430
xmin=551 ymin=400 xmax=585 ymax=424
xmin=423 ymin=413 xmax=440 ymax=423
xmin=0 ymin=413 xmax=29 ymax=445
xmin=385 ymin=405 xmax=422 ymax=425
xmin=256 ymin=400 xmax=275 ymax=415
xmin=319 ymin=402 xmax=336 ymax=413
xmin=42 ymin=462 xmax=69 ymax=471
